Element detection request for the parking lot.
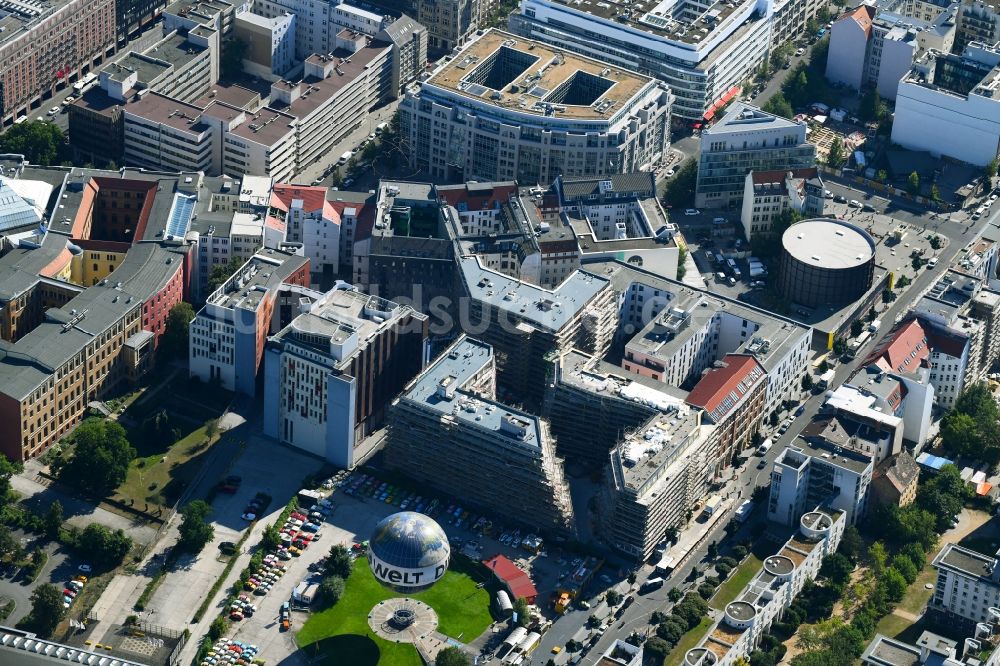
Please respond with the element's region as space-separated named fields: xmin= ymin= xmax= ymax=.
xmin=0 ymin=531 xmax=74 ymax=626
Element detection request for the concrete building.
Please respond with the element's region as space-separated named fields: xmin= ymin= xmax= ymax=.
xmin=399 ymin=29 xmax=672 ymax=185
xmin=599 ymin=641 xmax=644 ymax=666
xmin=384 ymin=336 xmax=577 ymax=534
xmin=234 ymin=11 xmax=297 ymax=80
xmin=685 ymin=507 xmax=846 ymax=666
xmin=871 ymin=451 xmax=920 ymax=508
xmin=957 ymin=0 xmax=1000 ymax=53
xmin=696 ymin=104 xmax=816 ymax=209
xmin=929 ymin=543 xmax=1000 ymax=633
xmin=188 ymin=250 xmax=310 ymax=395
xmin=0 ymin=0 xmax=116 ymax=125
xmin=740 ymin=168 xmax=825 ymax=240
xmin=598 ymin=405 xmax=716 ymax=560
xmin=162 ymin=0 xmax=238 ymax=37
xmin=262 ymin=287 xmax=428 ymax=468
xmin=892 ymin=42 xmax=1000 ymax=167
xmin=253 ymin=0 xmax=390 ymax=58
xmin=826 ymin=4 xmax=957 ymax=100
xmin=823 ymin=379 xmax=929 ymax=451
xmin=378 ymin=16 xmax=428 ymax=97
xmin=767 ymin=438 xmax=873 ymax=526
xmin=459 ymin=255 xmax=618 ymax=406
xmin=556 ymin=173 xmax=680 ymax=280
xmin=863 ymin=629 xmax=1000 ymax=666
xmin=0 ymin=626 xmax=149 ymax=666
xmin=685 ymin=354 xmax=767 ymax=466
xmin=508 ymin=0 xmax=815 ymax=124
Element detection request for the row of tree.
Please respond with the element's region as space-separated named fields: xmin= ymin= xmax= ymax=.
xmin=940 ymin=383 xmax=1000 ymax=465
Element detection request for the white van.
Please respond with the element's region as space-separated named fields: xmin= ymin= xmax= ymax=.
xmin=757 ymin=438 xmax=773 ymax=455
xmin=13 ymin=115 xmax=28 ymax=125
xmin=337 ymin=150 xmax=353 ymax=166
xmin=375 ymin=122 xmax=389 ymax=134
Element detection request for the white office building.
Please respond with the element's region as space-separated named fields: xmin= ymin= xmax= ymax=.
xmin=892 ymin=42 xmax=1000 ymax=167
xmin=928 ymin=543 xmax=1000 ymax=633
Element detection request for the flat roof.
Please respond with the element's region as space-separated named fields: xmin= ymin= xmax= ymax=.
xmin=425 ymin=30 xmax=653 ymax=120
xmin=933 ymin=543 xmax=1000 ymax=584
xmin=614 ymin=406 xmax=705 ymax=491
xmin=398 ymin=336 xmax=546 ymax=450
xmin=460 ymin=255 xmax=610 ymax=332
xmin=124 ymin=92 xmax=209 ymax=135
xmin=226 ymin=107 xmax=297 ymax=147
xmin=206 ymin=249 xmax=307 ymax=312
xmin=193 ymin=83 xmax=261 ymax=109
xmin=780 ymin=439 xmax=873 ymax=474
xmin=781 ymin=219 xmax=876 ymax=270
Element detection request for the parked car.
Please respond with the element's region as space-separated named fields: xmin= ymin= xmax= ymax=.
xmin=78 ymin=564 xmax=92 ymax=573
xmin=684 ymin=208 xmax=700 ymax=216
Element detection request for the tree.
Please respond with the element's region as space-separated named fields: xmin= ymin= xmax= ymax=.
xmin=850 ymin=320 xmax=864 ymax=337
xmin=907 ymin=171 xmax=921 ymax=195
xmin=22 ymin=584 xmax=65 ymax=637
xmin=986 ymin=157 xmax=998 ymax=181
xmin=606 ymin=589 xmax=623 ymax=606
xmin=819 ymin=553 xmax=854 ymax=587
xmin=161 ymin=302 xmax=196 ymax=359
xmin=668 ymin=587 xmax=683 ymax=602
xmin=207 ymin=256 xmax=244 ymax=294
xmin=875 ymin=169 xmax=888 ymax=183
xmin=656 ymin=620 xmax=686 ymax=645
xmin=77 ymin=523 xmax=132 ymax=567
xmin=883 ymin=567 xmax=908 ymax=602
xmin=891 ymin=554 xmax=918 ymax=584
xmin=44 ymin=500 xmax=63 ymax=539
xmin=860 ymin=89 xmax=885 ymax=122
xmin=261 ymin=524 xmax=282 ymax=551
xmin=178 ymin=500 xmax=214 ymax=552
xmin=220 ymin=38 xmax=248 ymax=79
xmin=325 ymin=545 xmax=353 ymax=579
xmin=931 ymin=184 xmax=941 ymax=202
xmin=832 ymin=337 xmax=847 ymax=356
xmin=881 ymin=288 xmax=896 ymax=304
xmin=0 ymin=456 xmax=21 ymax=505
xmin=0 ymin=526 xmax=17 ymax=562
xmin=801 ymin=374 xmax=814 ymax=391
xmin=763 ymin=93 xmax=795 ymax=120
xmin=645 ymin=637 xmax=672 ymax=663
xmin=513 ymin=596 xmax=530 ymax=627
xmin=940 ymin=412 xmax=979 ymax=457
xmin=827 ymin=137 xmax=846 ymax=168
xmin=868 ymin=542 xmax=888 ymax=577
xmin=677 ymin=244 xmax=688 ymax=281
xmin=662 ymin=159 xmax=697 ymax=209
xmin=436 ymin=647 xmax=470 ymax=666
xmin=707 ymin=541 xmax=719 ymax=559
xmin=317 ymin=575 xmax=345 ymax=608
xmin=57 ymin=418 xmax=135 ymax=497
xmin=0 ymin=121 xmax=69 ymax=165
xmin=774 ymin=208 xmax=803 ymax=236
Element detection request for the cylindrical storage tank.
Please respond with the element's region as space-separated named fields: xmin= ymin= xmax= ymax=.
xmin=777 ymin=219 xmax=876 ymax=308
xmin=496 ymin=590 xmax=513 ymax=617
xmin=763 ymin=555 xmax=796 ymax=582
xmin=519 ymin=631 xmax=541 ymax=653
xmin=724 ymin=601 xmax=757 ymax=630
xmin=685 ymin=647 xmax=718 ymax=666
xmin=800 ymin=511 xmax=833 ymax=541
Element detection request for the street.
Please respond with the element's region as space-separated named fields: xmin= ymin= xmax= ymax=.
xmin=538 ymin=196 xmax=1000 ymax=665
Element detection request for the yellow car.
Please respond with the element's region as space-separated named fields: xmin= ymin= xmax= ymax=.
xmin=552 ymin=646 xmax=562 ymax=654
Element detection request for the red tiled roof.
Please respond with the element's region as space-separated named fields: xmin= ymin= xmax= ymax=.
xmin=437 ymin=183 xmax=517 ymax=212
xmin=750 ymin=168 xmax=819 ymax=185
xmin=866 ymin=319 xmax=929 ymax=373
xmin=839 ymin=5 xmax=875 ymax=37
xmin=271 ymin=184 xmax=339 ymax=224
xmin=483 ymin=555 xmax=537 ymax=602
xmin=686 ymin=354 xmax=765 ymax=423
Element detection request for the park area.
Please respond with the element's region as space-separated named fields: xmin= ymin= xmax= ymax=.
xmin=297 ymin=556 xmax=494 ymax=666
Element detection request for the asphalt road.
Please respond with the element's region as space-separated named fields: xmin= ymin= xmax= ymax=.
xmin=533 ymin=189 xmax=1000 ymax=665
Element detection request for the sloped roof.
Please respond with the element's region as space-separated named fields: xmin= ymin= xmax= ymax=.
xmin=839 ymin=4 xmax=876 ymax=37
xmin=686 ymin=354 xmax=765 ymax=423
xmin=271 ymin=184 xmax=339 ymax=224
xmin=0 ymin=178 xmax=43 ymax=232
xmin=865 ymin=319 xmax=929 ymax=373
xmin=874 ymin=451 xmax=920 ymax=495
xmin=484 ymin=554 xmax=537 ymax=601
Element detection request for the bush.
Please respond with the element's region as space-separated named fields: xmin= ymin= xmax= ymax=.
xmin=715 ymin=563 xmax=732 ymax=578
xmin=209 ymin=616 xmax=227 ymax=641
xmin=318 ymin=575 xmax=345 ymax=608
xmin=698 ymin=583 xmax=716 ymax=599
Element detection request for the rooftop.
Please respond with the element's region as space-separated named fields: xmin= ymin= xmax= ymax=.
xmin=781 ymin=219 xmax=876 ymax=270
xmin=193 ymin=83 xmax=261 ymax=110
xmin=460 ymin=255 xmax=610 ymax=332
xmin=613 ymin=405 xmax=705 ymax=493
xmin=399 ymin=336 xmax=545 ymax=449
xmin=123 ymin=92 xmax=209 ymax=135
xmin=862 ymin=635 xmax=923 ymax=666
xmin=685 ymin=354 xmax=764 ymax=422
xmin=703 ymin=103 xmax=807 ymax=137
xmin=933 ymin=543 xmax=1000 ymax=584
xmin=558 ymin=349 xmax=690 ymax=411
xmin=0 ymin=626 xmax=148 ymax=666
xmin=424 ymin=29 xmax=654 ymax=120
xmin=558 ymin=173 xmax=656 ymax=201
xmin=778 ymin=439 xmax=874 ymax=475
xmin=207 ymin=250 xmax=306 ymax=312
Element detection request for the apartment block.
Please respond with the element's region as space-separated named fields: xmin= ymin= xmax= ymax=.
xmin=870 ymin=451 xmax=920 ymax=508
xmin=262 ymin=288 xmax=428 ymax=469
xmin=740 ymin=168 xmax=825 ymax=240
xmin=417 ymin=0 xmax=476 ymax=52
xmin=957 ymin=0 xmax=1000 ymax=53
xmin=399 ymin=30 xmax=672 ymax=184
xmin=597 ymin=406 xmax=716 ymax=560
xmin=459 ymin=255 xmax=618 ymax=406
xmin=269 ymin=184 xmax=342 ymax=287
xmin=116 ymin=0 xmax=167 ymax=46
xmin=0 ymin=0 xmax=116 ymax=124
xmin=189 ymin=250 xmax=310 ymax=395
xmin=767 ymin=439 xmax=873 ymax=526
xmin=685 ymin=354 xmax=767 ymax=466
xmin=685 ymin=508 xmax=845 ymax=666
xmin=162 ymin=0 xmax=238 ymax=37
xmin=696 ymin=104 xmax=816 ymax=209
xmin=384 ymin=336 xmax=576 ymax=534
xmin=823 ymin=379 xmax=927 ymax=453
xmin=929 ymin=543 xmax=1000 ymax=633
xmin=234 ymin=11 xmax=297 ymax=79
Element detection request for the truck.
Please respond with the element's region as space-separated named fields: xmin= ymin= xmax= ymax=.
xmin=702 ymin=494 xmax=723 ymax=517
xmin=868 ymin=319 xmax=882 ymax=333
xmin=73 ymin=73 xmax=97 ymax=93
xmin=817 ymin=369 xmax=835 ymax=391
xmin=735 ymin=500 xmax=755 ymax=523
xmin=846 ymin=330 xmax=872 ymax=358
xmin=749 ymin=264 xmax=766 ymax=278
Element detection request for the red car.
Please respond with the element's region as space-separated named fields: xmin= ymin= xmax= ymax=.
xmin=290 ymin=512 xmax=307 ymax=521
xmin=63 ymin=588 xmax=77 ymax=598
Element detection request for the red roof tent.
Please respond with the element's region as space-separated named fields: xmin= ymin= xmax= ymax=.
xmin=703 ymin=85 xmax=744 ymax=121
xmin=483 ymin=554 xmax=537 ymax=603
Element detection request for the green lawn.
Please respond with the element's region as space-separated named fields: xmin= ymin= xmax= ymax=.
xmin=116 ymin=423 xmax=220 ymax=508
xmin=710 ymin=554 xmax=763 ymax=610
xmin=665 ymin=617 xmax=714 ymax=666
xmin=297 ymin=556 xmax=493 ymax=666
xmin=897 ymin=567 xmax=936 ymax=615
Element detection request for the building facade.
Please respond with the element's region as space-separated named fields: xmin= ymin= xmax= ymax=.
xmin=399 ymin=30 xmax=672 ymax=185
xmin=929 ymin=543 xmax=1000 ymax=633
xmin=696 ymin=104 xmax=816 ymax=209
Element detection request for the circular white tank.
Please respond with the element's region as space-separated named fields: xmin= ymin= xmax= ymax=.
xmin=724 ymin=601 xmax=757 ymax=630
xmin=685 ymin=648 xmax=718 ymax=666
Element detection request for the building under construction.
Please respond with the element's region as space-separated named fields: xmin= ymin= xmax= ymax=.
xmin=384 ymin=336 xmax=576 ymax=535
